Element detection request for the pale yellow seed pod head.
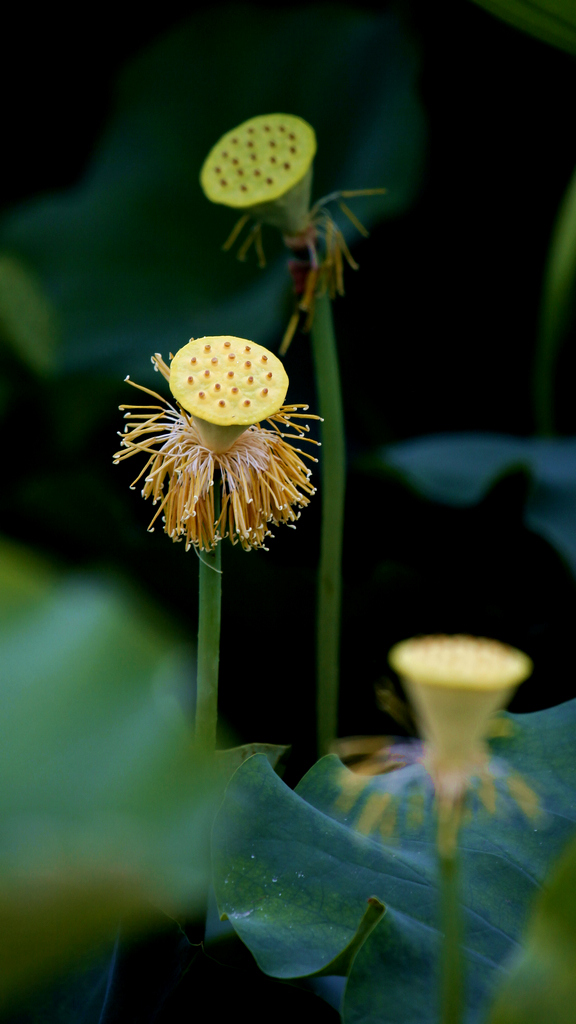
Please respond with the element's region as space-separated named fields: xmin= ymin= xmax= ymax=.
xmin=170 ymin=336 xmax=289 ymax=453
xmin=389 ymin=635 xmax=532 ymax=807
xmin=200 ymin=114 xmax=317 ymax=235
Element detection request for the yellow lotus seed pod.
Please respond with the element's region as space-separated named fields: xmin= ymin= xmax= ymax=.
xmin=200 ymin=114 xmax=317 ymax=235
xmin=389 ymin=635 xmax=532 ymax=817
xmin=389 ymin=635 xmax=532 ymax=692
xmin=170 ymin=336 xmax=289 ymax=453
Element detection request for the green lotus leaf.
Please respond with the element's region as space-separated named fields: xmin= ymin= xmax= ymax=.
xmin=489 ymin=830 xmax=576 ymax=1023
xmin=213 ymin=699 xmax=576 ymax=1023
xmin=365 ymin=433 xmax=576 ymax=576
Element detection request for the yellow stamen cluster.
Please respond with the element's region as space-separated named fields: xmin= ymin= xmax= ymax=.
xmin=113 ymin=354 xmax=319 ymax=552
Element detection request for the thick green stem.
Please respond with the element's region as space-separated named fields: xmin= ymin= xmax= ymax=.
xmin=533 ymin=164 xmax=576 ymax=436
xmin=439 ymin=849 xmax=464 ymax=1024
xmin=310 ymin=292 xmax=345 ymax=756
xmin=195 ymin=485 xmax=222 ymax=751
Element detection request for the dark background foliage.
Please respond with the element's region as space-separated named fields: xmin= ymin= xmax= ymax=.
xmin=3 ymin=2 xmax=576 ymax=1021
xmin=2 ymin=0 xmax=576 ymax=778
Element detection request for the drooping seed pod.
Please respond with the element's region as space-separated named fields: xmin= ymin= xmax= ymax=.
xmin=200 ymin=113 xmax=386 ymax=349
xmin=200 ymin=114 xmax=317 ymax=237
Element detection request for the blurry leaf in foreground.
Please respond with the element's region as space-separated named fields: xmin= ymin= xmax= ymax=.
xmin=489 ymin=831 xmax=576 ymax=1024
xmin=213 ymin=698 xmax=576 ymax=1023
xmin=0 ymin=254 xmax=59 ymax=375
xmin=0 ymin=6 xmax=425 ymax=378
xmin=468 ymin=0 xmax=576 ymax=55
xmin=0 ymin=537 xmax=215 ymax=1007
xmin=362 ymin=432 xmax=576 ymax=576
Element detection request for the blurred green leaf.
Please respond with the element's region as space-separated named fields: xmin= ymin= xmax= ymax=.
xmin=0 ymin=535 xmax=55 ymax=618
xmin=0 ymin=254 xmax=59 ymax=375
xmin=216 ymin=742 xmax=290 ymax=778
xmin=212 ymin=699 xmax=576 ymax=1023
xmin=534 ymin=165 xmax=576 ymax=433
xmin=362 ymin=432 xmax=576 ymax=576
xmin=489 ymin=832 xmax=576 ymax=1024
xmin=0 ymin=539 xmax=215 ymax=1007
xmin=469 ymin=0 xmax=576 ymax=55
xmin=0 ymin=6 xmax=425 ymax=379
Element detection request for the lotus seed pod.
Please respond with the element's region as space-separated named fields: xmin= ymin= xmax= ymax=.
xmin=389 ymin=635 xmax=532 ymax=804
xmin=200 ymin=114 xmax=317 ymax=236
xmin=170 ymin=336 xmax=289 ymax=453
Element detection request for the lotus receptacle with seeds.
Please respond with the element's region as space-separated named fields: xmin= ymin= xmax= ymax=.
xmin=114 ymin=336 xmax=319 ymax=552
xmin=200 ymin=114 xmax=316 ymax=239
xmin=200 ymin=112 xmax=386 ymax=349
xmin=389 ymin=634 xmax=533 ymax=842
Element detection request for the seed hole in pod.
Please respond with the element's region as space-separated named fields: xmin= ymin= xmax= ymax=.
xmin=215 ymin=166 xmax=221 ymax=173
xmin=187 ymin=376 xmax=194 ymax=383
xmin=270 ymin=157 xmax=277 ymax=164
xmin=264 ymin=125 xmax=270 ymax=132
xmin=228 ymin=353 xmax=235 ymax=360
xmin=250 ymin=154 xmax=257 ymax=161
xmin=204 ymin=370 xmax=210 ymax=377
xmin=261 ymin=354 xmax=268 ymax=362
xmin=237 ymin=169 xmax=244 ymax=175
xmin=190 ymin=357 xmax=197 ymax=364
xmin=240 ymin=185 xmax=247 ymax=191
xmin=224 ymin=341 xmax=231 ymax=347
xmin=288 ymin=133 xmax=295 ymax=140
xmin=222 ymin=151 xmax=228 ymax=157
xmin=247 ymin=375 xmax=254 ymax=383
xmin=266 ymin=177 xmax=273 ymax=184
xmin=245 ymin=346 xmax=251 ymax=351
xmin=199 ymin=391 xmax=205 ymax=398
xmin=211 ymin=357 xmax=218 ymax=363
xmin=247 ymin=141 xmax=254 ymax=148
xmin=266 ymin=371 xmax=273 ymax=379
xmin=214 ymin=383 xmax=221 ymax=391
xmin=227 ymin=371 xmax=234 ymax=377
xmin=245 ymin=360 xmax=251 ymax=367
xmin=220 ymin=179 xmax=227 ymax=186
xmin=244 ymin=399 xmax=251 ymax=406
xmin=204 ymin=344 xmax=211 ymax=351
xmin=279 ymin=125 xmax=285 ymax=132
xmin=269 ymin=140 xmax=276 ymax=147
xmin=254 ymin=169 xmax=261 ymax=176
xmin=219 ymin=400 xmax=226 ymax=407
xmin=262 ymin=388 xmax=268 ymax=395
xmin=289 ymin=147 xmax=296 ymax=153
xmin=232 ymin=158 xmax=238 ymax=165
xmin=232 ymin=387 xmax=239 ymax=393
xmin=284 ymin=162 xmax=290 ymax=169
xmin=247 ymin=127 xmax=254 ymax=134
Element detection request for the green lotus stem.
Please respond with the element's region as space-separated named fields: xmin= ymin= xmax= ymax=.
xmin=533 ymin=163 xmax=576 ymax=436
xmin=310 ymin=291 xmax=345 ymax=756
xmin=439 ymin=848 xmax=464 ymax=1024
xmin=195 ymin=484 xmax=222 ymax=751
